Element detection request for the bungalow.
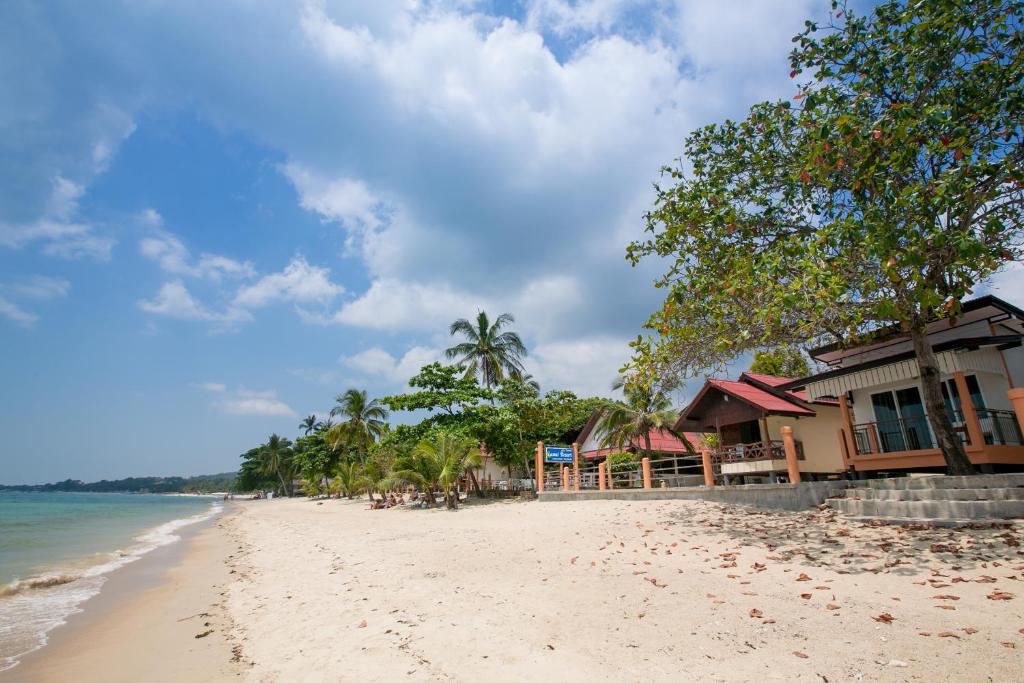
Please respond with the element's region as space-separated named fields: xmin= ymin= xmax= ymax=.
xmin=780 ymin=295 xmax=1024 ymax=475
xmin=675 ymin=372 xmax=846 ymax=483
xmin=575 ymin=408 xmax=706 ymax=487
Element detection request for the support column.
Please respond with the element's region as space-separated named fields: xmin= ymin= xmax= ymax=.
xmin=607 ymin=457 xmax=615 ymax=490
xmin=1010 ymin=388 xmax=1024 ymax=437
xmin=535 ymin=441 xmax=544 ymax=493
xmin=572 ymin=442 xmax=580 ymax=492
xmin=641 ymin=457 xmax=652 ymax=489
xmin=701 ymin=449 xmax=714 ymax=487
xmin=562 ymin=466 xmax=569 ymax=491
xmin=598 ymin=462 xmax=606 ymax=490
xmin=954 ymin=371 xmax=984 ymax=448
xmin=781 ymin=425 xmax=801 ymax=484
xmin=837 ymin=394 xmax=858 ymax=467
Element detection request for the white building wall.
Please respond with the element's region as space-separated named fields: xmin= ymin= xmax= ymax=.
xmin=1004 ymin=346 xmax=1024 ymax=388
xmin=848 ymin=369 xmax=1012 ymax=424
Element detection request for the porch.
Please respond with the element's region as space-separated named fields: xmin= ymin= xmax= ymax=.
xmin=835 ymin=376 xmax=1024 ymax=472
xmin=712 ymin=439 xmax=805 ymax=481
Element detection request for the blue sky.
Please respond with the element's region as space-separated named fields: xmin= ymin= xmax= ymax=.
xmin=2 ymin=1 xmax=1019 ymax=484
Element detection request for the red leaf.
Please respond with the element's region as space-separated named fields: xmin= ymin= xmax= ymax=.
xmin=826 ymin=603 xmax=840 ymax=610
xmin=796 ymin=573 xmax=812 ymax=581
xmin=792 ymin=651 xmax=809 ymax=659
xmin=873 ymin=613 xmax=895 ymax=624
xmin=935 ymin=605 xmax=957 ymax=610
xmin=987 ymin=591 xmax=1014 ymax=600
xmin=962 ymin=627 xmax=978 ymax=635
xmin=931 ymin=594 xmax=960 ymax=601
xmin=750 ymin=608 xmax=763 ymax=618
xmin=800 ymin=593 xmax=812 ymax=600
xmin=937 ymin=631 xmax=960 ymax=639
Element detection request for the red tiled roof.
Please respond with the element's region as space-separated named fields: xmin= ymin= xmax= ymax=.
xmin=709 ymin=379 xmax=816 ymax=416
xmin=742 ymin=372 xmax=793 ymax=387
xmin=581 ymin=430 xmax=704 ymax=459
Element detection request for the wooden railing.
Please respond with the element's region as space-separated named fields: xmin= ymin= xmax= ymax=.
xmin=712 ymin=439 xmax=804 ymax=464
xmin=851 ymin=408 xmax=1024 ymax=455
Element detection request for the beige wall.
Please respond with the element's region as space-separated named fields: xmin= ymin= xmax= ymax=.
xmin=849 ymin=369 xmax=1013 ymax=424
xmin=766 ymin=406 xmax=845 ymax=474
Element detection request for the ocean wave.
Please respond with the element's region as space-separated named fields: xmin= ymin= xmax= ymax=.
xmin=0 ymin=501 xmax=224 ymax=673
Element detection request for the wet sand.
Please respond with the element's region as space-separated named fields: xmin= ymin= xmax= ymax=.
xmin=5 ymin=513 xmax=240 ymax=682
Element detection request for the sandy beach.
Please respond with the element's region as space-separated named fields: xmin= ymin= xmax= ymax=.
xmin=8 ymin=497 xmax=1024 ymax=682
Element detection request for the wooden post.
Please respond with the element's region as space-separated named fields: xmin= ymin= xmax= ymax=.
xmin=781 ymin=425 xmax=801 ymax=484
xmin=535 ymin=441 xmax=544 ymax=493
xmin=641 ymin=457 xmax=652 ymax=489
xmin=598 ymin=462 xmax=606 ymax=490
xmin=562 ymin=466 xmax=569 ymax=491
xmin=1009 ymin=388 xmax=1024 ymax=437
xmin=606 ymin=456 xmax=615 ymax=490
xmin=837 ymin=394 xmax=858 ymax=465
xmin=954 ymin=371 xmax=984 ymax=448
xmin=572 ymin=442 xmax=580 ymax=492
xmin=701 ymin=449 xmax=714 ymax=487
xmin=866 ymin=424 xmax=880 ymax=454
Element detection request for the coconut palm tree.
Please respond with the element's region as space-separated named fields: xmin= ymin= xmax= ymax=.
xmin=300 ymin=414 xmax=318 ymax=435
xmin=445 ymin=311 xmax=527 ymax=390
xmin=409 ymin=432 xmax=481 ymax=509
xmin=332 ymin=461 xmax=367 ymax=500
xmin=327 ymin=389 xmax=388 ymax=464
xmin=258 ymin=434 xmax=295 ymax=496
xmin=599 ymin=381 xmax=691 ymax=460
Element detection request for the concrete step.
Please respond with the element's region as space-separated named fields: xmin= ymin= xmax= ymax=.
xmin=832 ymin=497 xmax=1024 ymax=520
xmin=847 ymin=487 xmax=1024 ymax=502
xmin=841 ymin=516 xmax=1023 ymax=529
xmin=864 ymin=473 xmax=1024 ymax=491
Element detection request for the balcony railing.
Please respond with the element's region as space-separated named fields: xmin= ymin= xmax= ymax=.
xmin=977 ymin=408 xmax=1024 ymax=446
xmin=852 ymin=408 xmax=1024 ymax=455
xmin=712 ymin=439 xmax=804 ymax=464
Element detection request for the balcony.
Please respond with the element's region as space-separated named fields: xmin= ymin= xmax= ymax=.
xmin=713 ymin=439 xmax=804 ymax=464
xmin=852 ymin=409 xmax=1024 ymax=456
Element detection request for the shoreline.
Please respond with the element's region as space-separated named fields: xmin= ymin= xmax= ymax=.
xmin=3 ymin=506 xmax=241 ymax=682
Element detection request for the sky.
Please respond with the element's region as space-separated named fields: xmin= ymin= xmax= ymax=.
xmin=1 ymin=0 xmax=1020 ymax=484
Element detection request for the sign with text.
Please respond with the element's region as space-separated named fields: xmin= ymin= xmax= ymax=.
xmin=544 ymin=446 xmax=574 ymax=463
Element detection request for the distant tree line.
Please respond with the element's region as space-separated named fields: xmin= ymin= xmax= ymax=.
xmin=0 ymin=473 xmax=238 ymax=494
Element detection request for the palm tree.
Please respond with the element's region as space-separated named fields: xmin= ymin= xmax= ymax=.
xmin=332 ymin=461 xmax=367 ymax=500
xmin=259 ymin=434 xmax=295 ymax=496
xmin=327 ymin=389 xmax=388 ymax=463
xmin=599 ymin=381 xmax=691 ymax=460
xmin=300 ymin=414 xmax=318 ymax=435
xmin=446 ymin=311 xmax=527 ymax=390
xmin=409 ymin=432 xmax=481 ymax=509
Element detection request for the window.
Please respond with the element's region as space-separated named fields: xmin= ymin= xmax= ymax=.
xmin=869 ymin=386 xmax=935 ymax=452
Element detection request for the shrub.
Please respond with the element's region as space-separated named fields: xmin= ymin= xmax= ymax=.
xmin=607 ymin=452 xmax=639 ymax=474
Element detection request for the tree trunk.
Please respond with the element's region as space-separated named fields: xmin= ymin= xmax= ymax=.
xmin=643 ymin=431 xmax=653 ymax=461
xmin=467 ymin=468 xmax=484 ymax=498
xmin=909 ymin=327 xmax=975 ymax=476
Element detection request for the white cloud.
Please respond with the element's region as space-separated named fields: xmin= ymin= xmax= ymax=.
xmin=332 ymin=278 xmax=481 ymax=331
xmin=341 ymin=345 xmax=442 ymax=384
xmin=8 ymin=275 xmax=71 ymax=300
xmin=981 ymin=261 xmax=1024 ymax=307
xmin=0 ymin=296 xmax=38 ymax=328
xmin=234 ymin=256 xmax=344 ymax=309
xmin=525 ymin=336 xmax=631 ymax=397
xmin=215 ymin=388 xmax=296 ymax=417
xmin=139 ymin=211 xmax=255 ymax=281
xmin=138 ymin=280 xmax=251 ymax=325
xmin=0 ymin=177 xmax=115 ymax=261
xmin=193 ymin=382 xmax=227 ymax=393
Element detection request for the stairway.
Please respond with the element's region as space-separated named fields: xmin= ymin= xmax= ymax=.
xmin=831 ymin=473 xmax=1024 ymax=526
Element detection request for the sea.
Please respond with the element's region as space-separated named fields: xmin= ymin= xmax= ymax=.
xmin=0 ymin=491 xmax=224 ymax=672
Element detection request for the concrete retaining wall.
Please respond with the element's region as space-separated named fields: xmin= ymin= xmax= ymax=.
xmin=537 ymin=480 xmax=850 ymax=512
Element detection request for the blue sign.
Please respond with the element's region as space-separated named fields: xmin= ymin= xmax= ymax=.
xmin=545 ymin=446 xmax=574 ymax=463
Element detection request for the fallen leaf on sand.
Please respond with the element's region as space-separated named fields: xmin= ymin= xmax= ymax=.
xmin=764 ymin=619 xmax=776 ymax=624
xmin=937 ymin=631 xmax=960 ymax=639
xmin=873 ymin=613 xmax=895 ymax=624
xmin=1000 ymin=642 xmax=1016 ymax=649
xmin=987 ymin=591 xmax=1014 ymax=600
xmin=935 ymin=605 xmax=957 ymax=610
xmin=800 ymin=594 xmax=812 ymax=600
xmin=358 ymin=620 xmax=368 ymax=628
xmin=749 ymin=608 xmax=763 ymax=618
xmin=962 ymin=627 xmax=978 ymax=635
xmin=796 ymin=573 xmax=812 ymax=581
xmin=975 ymin=576 xmax=997 ymax=583
xmin=792 ymin=651 xmax=809 ymax=659
xmin=931 ymin=594 xmax=960 ymax=601
xmin=570 ymin=556 xmax=578 ymax=565
xmin=918 ymin=632 xmax=932 ymax=636
xmin=826 ymin=603 xmax=840 ymax=610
